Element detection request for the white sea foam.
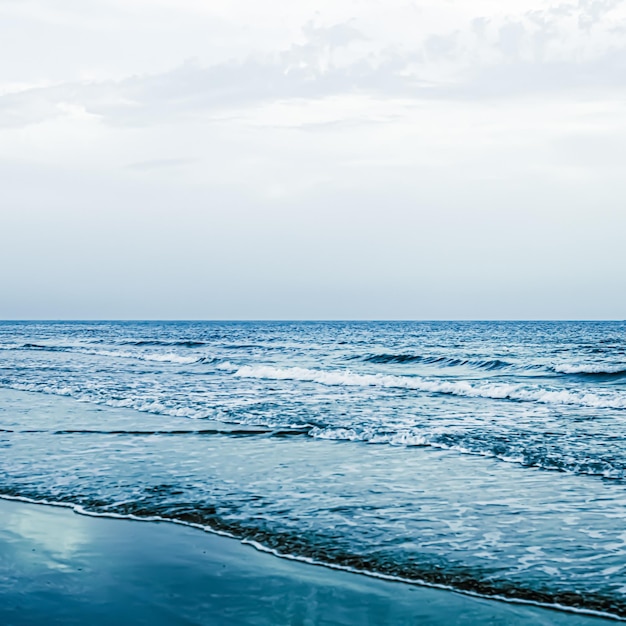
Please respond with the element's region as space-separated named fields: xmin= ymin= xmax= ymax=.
xmin=215 ymin=361 xmax=238 ymax=371
xmin=85 ymin=349 xmax=201 ymax=365
xmin=2 ymin=382 xmax=212 ymax=420
xmin=308 ymin=427 xmax=624 ymax=479
xmin=1 ymin=342 xmax=204 ymax=365
xmin=554 ymin=363 xmax=626 ymax=375
xmin=310 ymin=427 xmax=431 ymax=447
xmin=102 ymin=398 xmax=211 ymax=419
xmin=234 ymin=365 xmax=626 ymax=409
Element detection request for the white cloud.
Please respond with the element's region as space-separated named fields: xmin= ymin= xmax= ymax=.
xmin=1 ymin=1 xmax=624 ymax=131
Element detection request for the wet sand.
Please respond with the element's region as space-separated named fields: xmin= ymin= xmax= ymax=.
xmin=0 ymin=498 xmax=617 ymax=625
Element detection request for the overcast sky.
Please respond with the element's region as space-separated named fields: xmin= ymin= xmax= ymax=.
xmin=1 ymin=0 xmax=625 ymax=319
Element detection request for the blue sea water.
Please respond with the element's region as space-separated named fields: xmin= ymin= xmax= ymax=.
xmin=1 ymin=321 xmax=625 ymax=617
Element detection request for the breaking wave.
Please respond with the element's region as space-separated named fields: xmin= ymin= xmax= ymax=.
xmin=234 ymin=365 xmax=626 ymax=409
xmin=553 ymin=363 xmax=626 ymax=377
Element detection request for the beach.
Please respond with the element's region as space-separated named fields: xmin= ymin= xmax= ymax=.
xmin=0 ymin=498 xmax=618 ymax=625
xmin=1 ymin=321 xmax=626 ymax=620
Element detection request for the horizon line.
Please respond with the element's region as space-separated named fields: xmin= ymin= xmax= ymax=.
xmin=0 ymin=319 xmax=624 ymax=323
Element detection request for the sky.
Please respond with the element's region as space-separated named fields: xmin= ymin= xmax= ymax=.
xmin=1 ymin=0 xmax=625 ymax=320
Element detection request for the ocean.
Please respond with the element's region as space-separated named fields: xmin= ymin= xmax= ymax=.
xmin=1 ymin=321 xmax=625 ymax=618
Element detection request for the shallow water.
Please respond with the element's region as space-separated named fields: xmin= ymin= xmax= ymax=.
xmin=2 ymin=499 xmax=617 ymax=626
xmin=1 ymin=321 xmax=625 ymax=617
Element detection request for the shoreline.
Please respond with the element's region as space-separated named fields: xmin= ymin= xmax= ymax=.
xmin=0 ymin=496 xmax=620 ymax=625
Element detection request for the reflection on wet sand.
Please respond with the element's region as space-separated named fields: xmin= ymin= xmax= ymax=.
xmin=0 ymin=499 xmax=619 ymax=626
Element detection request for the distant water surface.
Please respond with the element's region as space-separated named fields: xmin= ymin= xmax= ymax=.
xmin=1 ymin=321 xmax=625 ymax=617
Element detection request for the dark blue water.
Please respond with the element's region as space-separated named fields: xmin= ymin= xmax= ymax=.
xmin=1 ymin=321 xmax=625 ymax=617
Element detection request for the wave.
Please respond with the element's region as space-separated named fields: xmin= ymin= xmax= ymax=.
xmin=358 ymin=353 xmax=626 ymax=378
xmin=553 ymin=363 xmax=626 ymax=377
xmin=0 ymin=492 xmax=623 ymax=620
xmin=234 ymin=365 xmax=626 ymax=409
xmin=121 ymin=340 xmax=207 ymax=348
xmin=92 ymin=349 xmax=203 ymax=364
xmin=86 ymin=349 xmax=212 ymax=365
xmin=0 ymin=342 xmax=213 ymax=365
xmin=359 ymin=353 xmax=512 ymax=370
xmin=12 ymin=342 xmax=68 ymax=352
